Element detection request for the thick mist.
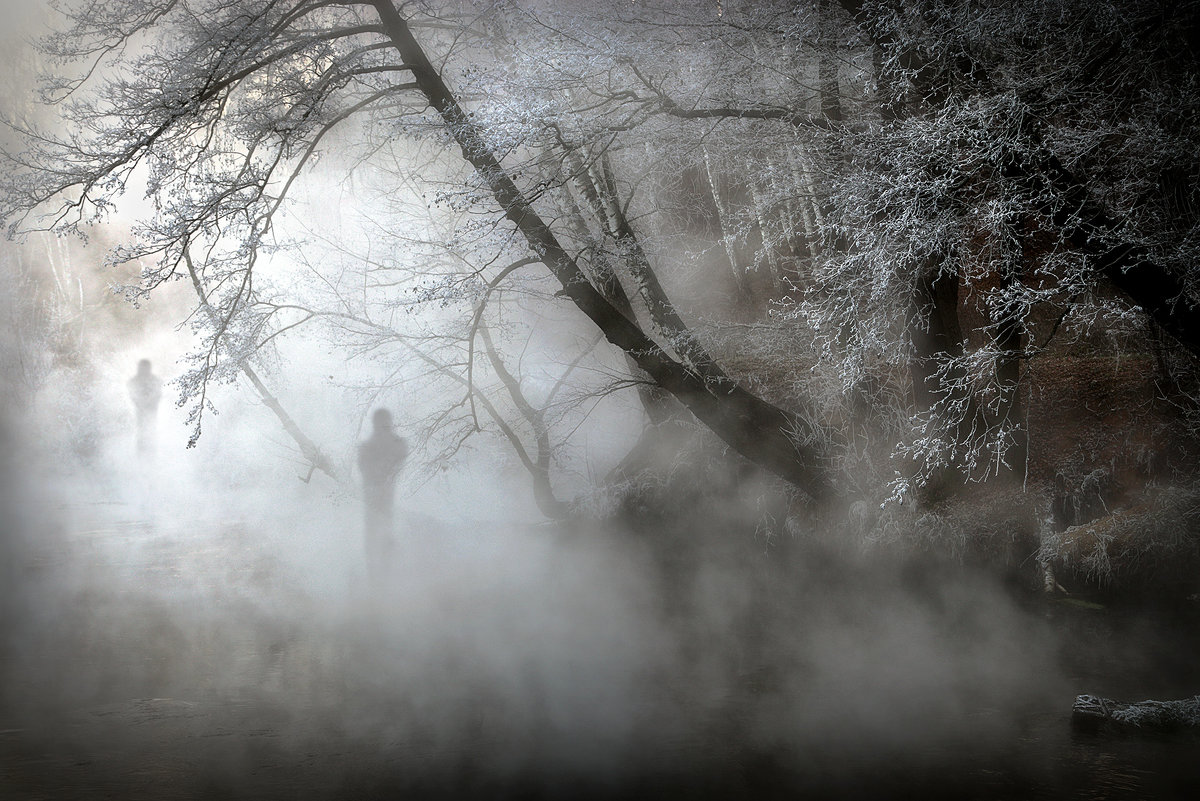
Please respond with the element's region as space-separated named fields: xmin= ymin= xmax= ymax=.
xmin=1 ymin=424 xmax=1069 ymax=800
xmin=6 ymin=366 xmax=1188 ymax=798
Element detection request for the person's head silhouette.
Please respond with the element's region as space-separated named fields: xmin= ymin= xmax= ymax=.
xmin=137 ymin=358 xmax=153 ymax=376
xmin=372 ymin=408 xmax=393 ymax=432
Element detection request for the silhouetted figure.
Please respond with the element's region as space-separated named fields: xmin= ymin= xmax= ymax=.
xmin=358 ymin=408 xmax=408 ymax=586
xmin=128 ymin=358 xmax=162 ymax=457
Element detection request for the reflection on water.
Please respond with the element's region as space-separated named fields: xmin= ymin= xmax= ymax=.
xmin=2 ymin=501 xmax=1199 ymax=800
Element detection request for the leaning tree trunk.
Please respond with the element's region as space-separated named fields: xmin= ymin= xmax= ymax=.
xmin=370 ymin=0 xmax=834 ymax=499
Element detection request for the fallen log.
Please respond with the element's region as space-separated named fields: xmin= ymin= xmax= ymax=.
xmin=1072 ymin=693 xmax=1200 ymax=733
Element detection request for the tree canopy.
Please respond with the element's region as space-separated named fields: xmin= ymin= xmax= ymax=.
xmin=3 ymin=0 xmax=1198 ymax=518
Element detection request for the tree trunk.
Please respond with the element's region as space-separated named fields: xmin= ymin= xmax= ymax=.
xmin=702 ymin=147 xmax=747 ymax=296
xmin=559 ymin=153 xmax=680 ymax=426
xmin=989 ymin=221 xmax=1029 ymax=481
xmin=910 ymin=268 xmax=964 ymax=414
xmin=371 ymin=1 xmax=834 ymax=499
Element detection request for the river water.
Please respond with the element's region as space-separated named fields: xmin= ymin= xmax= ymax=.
xmin=1 ymin=500 xmax=1198 ymax=800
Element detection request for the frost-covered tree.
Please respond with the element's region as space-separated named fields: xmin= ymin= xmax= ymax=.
xmin=436 ymin=0 xmax=1200 ymax=501
xmin=591 ymin=0 xmax=1200 ymax=496
xmin=814 ymin=0 xmax=1200 ymax=495
xmin=1 ymin=0 xmax=841 ymax=512
xmin=3 ymin=0 xmax=1197 ymax=519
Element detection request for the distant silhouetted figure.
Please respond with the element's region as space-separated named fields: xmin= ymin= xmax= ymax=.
xmin=128 ymin=358 xmax=162 ymax=457
xmin=358 ymin=408 xmax=408 ymax=586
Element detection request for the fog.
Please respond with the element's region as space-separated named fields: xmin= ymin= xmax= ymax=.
xmin=3 ymin=3 xmax=1200 ymax=799
xmin=0 ymin=409 xmax=1071 ymax=799
xmin=5 ymin=345 xmax=1189 ymax=798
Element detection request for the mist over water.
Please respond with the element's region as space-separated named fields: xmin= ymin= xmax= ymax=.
xmin=4 ymin=383 xmax=1196 ymax=800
